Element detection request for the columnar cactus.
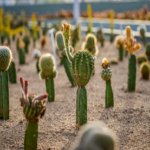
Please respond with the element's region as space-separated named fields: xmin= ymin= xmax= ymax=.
xmin=146 ymin=43 xmax=150 ymax=60
xmin=124 ymin=26 xmax=140 ymax=92
xmin=23 ymin=34 xmax=30 ymax=53
xmin=62 ymin=23 xmax=95 ymax=128
xmin=114 ymin=35 xmax=125 ymax=61
xmin=110 ymin=10 xmax=114 ymax=43
xmin=101 ymin=58 xmax=114 ymax=108
xmin=40 ymin=35 xmax=47 ymax=49
xmin=71 ymin=25 xmax=80 ymax=48
xmin=74 ymin=122 xmax=118 ymax=150
xmin=96 ymin=28 xmax=105 ymax=47
xmin=56 ymin=31 xmax=76 ymax=86
xmin=140 ymin=62 xmax=150 ymax=80
xmin=0 ymin=46 xmax=12 ymax=120
xmin=39 ymin=53 xmax=56 ymax=102
xmin=33 ymin=49 xmax=41 ymax=73
xmin=19 ymin=76 xmax=48 ymax=150
xmin=82 ymin=33 xmax=99 ymax=56
xmin=8 ymin=60 xmax=17 ymax=83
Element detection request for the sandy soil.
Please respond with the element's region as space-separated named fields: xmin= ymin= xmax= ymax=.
xmin=0 ymin=36 xmax=150 ymax=150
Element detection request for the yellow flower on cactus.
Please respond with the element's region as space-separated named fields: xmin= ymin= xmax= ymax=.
xmin=102 ymin=57 xmax=108 ymax=65
xmin=124 ymin=26 xmax=140 ymax=54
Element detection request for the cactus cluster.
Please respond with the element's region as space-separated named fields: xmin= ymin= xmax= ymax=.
xmin=96 ymin=28 xmax=105 ymax=47
xmin=82 ymin=33 xmax=99 ymax=56
xmin=140 ymin=62 xmax=150 ymax=80
xmin=124 ymin=26 xmax=140 ymax=92
xmin=39 ymin=53 xmax=56 ymax=102
xmin=63 ymin=23 xmax=95 ymax=128
xmin=20 ymin=76 xmax=48 ymax=150
xmin=146 ymin=43 xmax=150 ymax=60
xmin=101 ymin=58 xmax=114 ymax=108
xmin=0 ymin=46 xmax=12 ymax=120
xmin=71 ymin=25 xmax=80 ymax=48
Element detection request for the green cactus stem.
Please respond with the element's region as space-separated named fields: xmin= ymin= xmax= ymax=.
xmin=33 ymin=37 xmax=36 ymax=48
xmin=36 ymin=59 xmax=40 ymax=73
xmin=140 ymin=62 xmax=150 ymax=80
xmin=18 ymin=48 xmax=25 ymax=64
xmin=118 ymin=46 xmax=124 ymax=61
xmin=146 ymin=43 xmax=150 ymax=60
xmin=128 ymin=55 xmax=136 ymax=92
xmin=101 ymin=58 xmax=114 ymax=108
xmin=8 ymin=61 xmax=17 ymax=83
xmin=39 ymin=53 xmax=56 ymax=102
xmin=23 ymin=35 xmax=30 ymax=53
xmin=0 ymin=46 xmax=12 ymax=120
xmin=19 ymin=77 xmax=48 ymax=150
xmin=71 ymin=25 xmax=80 ymax=48
xmin=62 ymin=23 xmax=95 ymax=128
xmin=110 ymin=33 xmax=114 ymax=43
xmin=96 ymin=28 xmax=105 ymax=47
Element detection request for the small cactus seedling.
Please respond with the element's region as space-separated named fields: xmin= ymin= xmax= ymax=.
xmin=23 ymin=34 xmax=30 ymax=53
xmin=146 ymin=43 xmax=150 ymax=60
xmin=82 ymin=33 xmax=99 ymax=56
xmin=63 ymin=23 xmax=95 ymax=128
xmin=96 ymin=28 xmax=105 ymax=47
xmin=56 ymin=31 xmax=76 ymax=86
xmin=71 ymin=25 xmax=80 ymax=48
xmin=0 ymin=46 xmax=12 ymax=120
xmin=101 ymin=58 xmax=114 ymax=108
xmin=33 ymin=49 xmax=41 ymax=73
xmin=18 ymin=38 xmax=26 ymax=64
xmin=19 ymin=77 xmax=48 ymax=150
xmin=137 ymin=54 xmax=147 ymax=64
xmin=74 ymin=122 xmax=118 ymax=150
xmin=124 ymin=26 xmax=140 ymax=92
xmin=40 ymin=35 xmax=47 ymax=49
xmin=8 ymin=60 xmax=17 ymax=83
xmin=114 ymin=35 xmax=125 ymax=61
xmin=140 ymin=62 xmax=150 ymax=80
xmin=39 ymin=53 xmax=57 ymax=102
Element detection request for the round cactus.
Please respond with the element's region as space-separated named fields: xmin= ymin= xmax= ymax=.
xmin=137 ymin=54 xmax=147 ymax=64
xmin=0 ymin=46 xmax=12 ymax=71
xmin=146 ymin=43 xmax=150 ymax=60
xmin=85 ymin=33 xmax=97 ymax=49
xmin=140 ymin=62 xmax=150 ymax=80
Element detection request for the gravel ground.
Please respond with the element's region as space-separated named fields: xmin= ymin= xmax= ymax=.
xmin=0 ymin=36 xmax=150 ymax=150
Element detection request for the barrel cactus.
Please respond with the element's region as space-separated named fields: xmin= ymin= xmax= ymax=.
xmin=101 ymin=58 xmax=114 ymax=108
xmin=146 ymin=43 xmax=150 ymax=60
xmin=39 ymin=53 xmax=56 ymax=102
xmin=140 ymin=62 xmax=150 ymax=80
xmin=137 ymin=54 xmax=147 ymax=64
xmin=19 ymin=76 xmax=48 ymax=150
xmin=62 ymin=23 xmax=95 ymax=128
xmin=23 ymin=34 xmax=30 ymax=53
xmin=124 ymin=26 xmax=140 ymax=92
xmin=56 ymin=31 xmax=75 ymax=86
xmin=0 ymin=46 xmax=12 ymax=120
xmin=74 ymin=122 xmax=118 ymax=150
xmin=96 ymin=28 xmax=105 ymax=47
xmin=114 ymin=35 xmax=125 ymax=61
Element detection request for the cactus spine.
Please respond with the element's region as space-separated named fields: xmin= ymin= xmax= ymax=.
xmin=101 ymin=58 xmax=114 ymax=108
xmin=19 ymin=77 xmax=48 ymax=150
xmin=0 ymin=46 xmax=12 ymax=120
xmin=140 ymin=62 xmax=150 ymax=80
xmin=39 ymin=53 xmax=56 ymax=102
xmin=62 ymin=23 xmax=95 ymax=128
xmin=146 ymin=43 xmax=150 ymax=60
xmin=56 ymin=31 xmax=75 ymax=86
xmin=8 ymin=61 xmax=17 ymax=83
xmin=23 ymin=34 xmax=30 ymax=53
xmin=124 ymin=26 xmax=140 ymax=92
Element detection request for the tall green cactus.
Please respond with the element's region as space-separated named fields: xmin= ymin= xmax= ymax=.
xmin=0 ymin=46 xmax=12 ymax=120
xmin=19 ymin=76 xmax=48 ymax=150
xmin=56 ymin=31 xmax=76 ymax=86
xmin=62 ymin=23 xmax=95 ymax=128
xmin=23 ymin=35 xmax=30 ymax=53
xmin=39 ymin=53 xmax=56 ymax=102
xmin=140 ymin=62 xmax=150 ymax=80
xmin=8 ymin=61 xmax=17 ymax=83
xmin=146 ymin=43 xmax=150 ymax=60
xmin=18 ymin=39 xmax=26 ymax=64
xmin=101 ymin=58 xmax=114 ymax=108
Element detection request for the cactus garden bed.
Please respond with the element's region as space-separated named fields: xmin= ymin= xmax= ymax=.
xmin=0 ymin=38 xmax=149 ymax=150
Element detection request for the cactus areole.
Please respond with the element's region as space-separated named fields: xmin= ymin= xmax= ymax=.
xmin=62 ymin=23 xmax=95 ymax=128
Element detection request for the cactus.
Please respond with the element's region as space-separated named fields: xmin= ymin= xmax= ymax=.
xmin=0 ymin=46 xmax=12 ymax=120
xmin=40 ymin=35 xmax=47 ymax=49
xmin=8 ymin=61 xmax=17 ymax=83
xmin=62 ymin=23 xmax=95 ymax=128
xmin=18 ymin=38 xmax=26 ymax=64
xmin=137 ymin=54 xmax=147 ymax=64
xmin=82 ymin=33 xmax=99 ymax=56
xmin=23 ymin=34 xmax=30 ymax=53
xmin=71 ymin=25 xmax=80 ymax=48
xmin=140 ymin=62 xmax=150 ymax=80
xmin=146 ymin=43 xmax=150 ymax=60
xmin=56 ymin=31 xmax=76 ymax=86
xmin=96 ymin=28 xmax=105 ymax=47
xmin=109 ymin=58 xmax=118 ymax=65
xmin=124 ymin=26 xmax=140 ymax=92
xmin=114 ymin=35 xmax=125 ymax=61
xmin=33 ymin=49 xmax=41 ymax=73
xmin=110 ymin=10 xmax=114 ymax=43
xmin=74 ymin=122 xmax=118 ymax=150
xmin=19 ymin=76 xmax=48 ymax=150
xmin=101 ymin=58 xmax=114 ymax=108
xmin=39 ymin=53 xmax=56 ymax=102
xmin=137 ymin=25 xmax=146 ymax=46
